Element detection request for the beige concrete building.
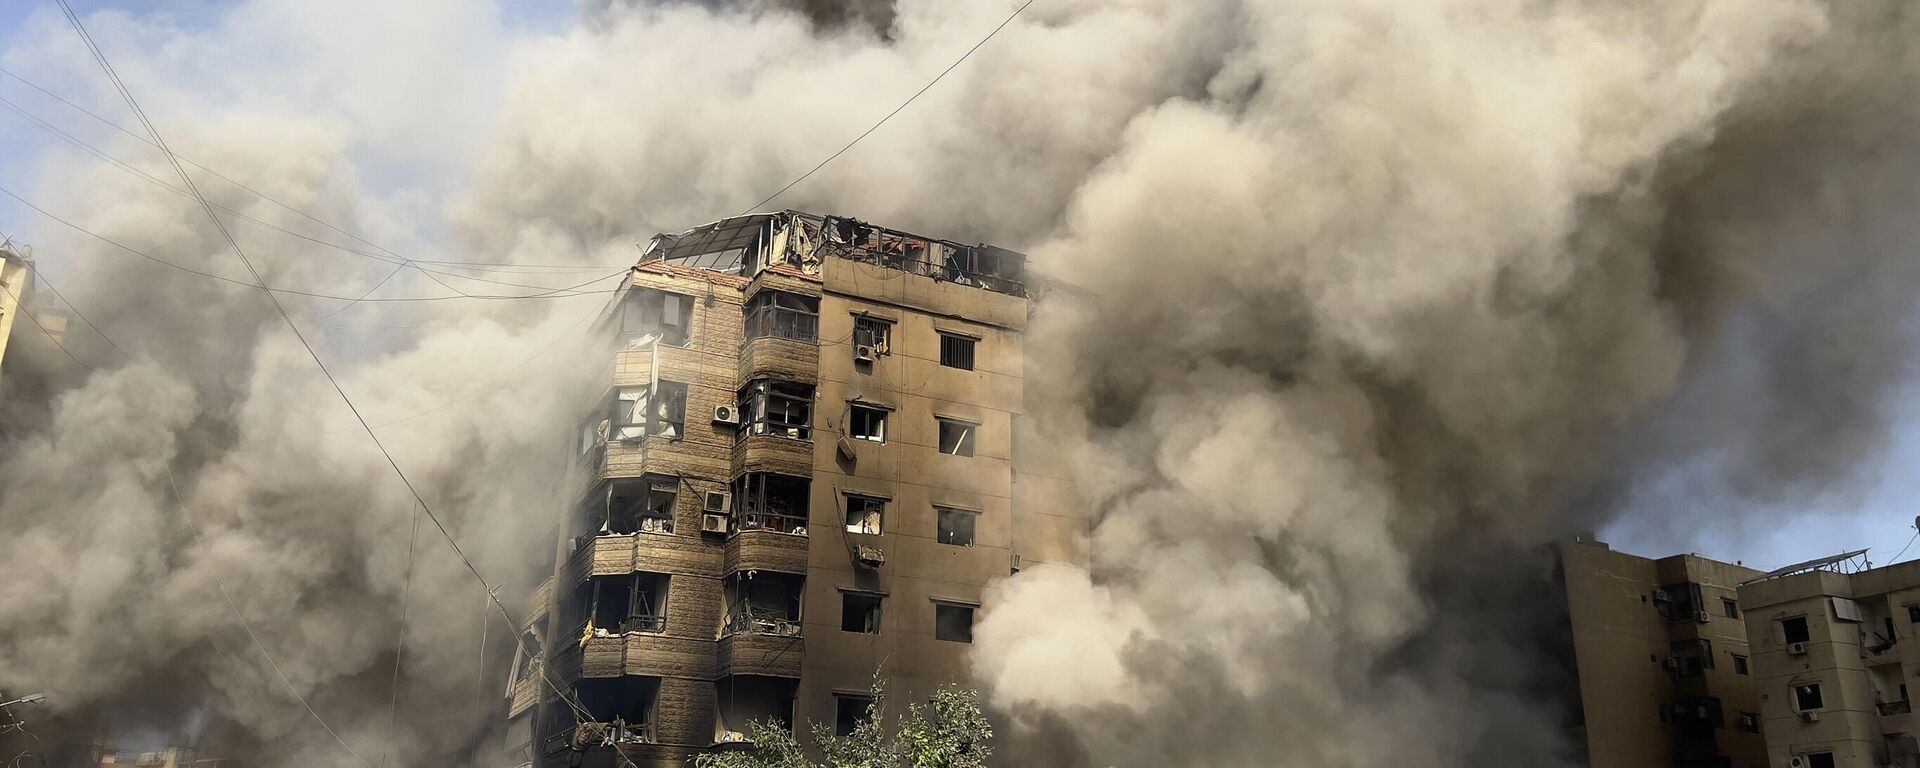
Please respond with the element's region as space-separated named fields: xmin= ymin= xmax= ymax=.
xmin=0 ymin=238 xmax=35 ymax=386
xmin=1737 ymin=551 xmax=1920 ymax=768
xmin=504 ymin=212 xmax=1086 ymax=768
xmin=1556 ymin=537 xmax=1769 ymax=768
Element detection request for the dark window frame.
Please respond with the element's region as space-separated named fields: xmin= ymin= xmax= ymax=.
xmin=849 ymin=403 xmax=888 ymax=443
xmin=936 ymin=506 xmax=977 ymax=547
xmin=1732 ymin=654 xmax=1749 ymax=676
xmin=833 ymin=694 xmax=874 ymax=738
xmin=739 ymin=379 xmax=814 ymax=441
xmin=619 ymin=288 xmax=694 ymax=346
xmin=934 ymin=601 xmax=975 ymax=643
xmin=844 ymin=494 xmax=886 ymax=535
xmin=732 ymin=473 xmax=810 ymax=535
xmin=1794 ymin=682 xmax=1824 ymax=712
xmin=938 ymin=332 xmax=976 ymax=370
xmin=745 ymin=290 xmax=819 ymax=342
xmin=936 ymin=417 xmax=977 ymax=457
xmin=1722 ymin=598 xmax=1739 ymax=619
xmin=1783 ymin=615 xmax=1811 ymax=645
xmin=852 ymin=315 xmax=892 ymax=355
xmin=841 ymin=591 xmax=883 ymax=634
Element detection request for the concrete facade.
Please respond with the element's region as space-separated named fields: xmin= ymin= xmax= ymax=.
xmin=505 ymin=212 xmax=1087 ymax=768
xmin=1738 ymin=556 xmax=1920 ymax=768
xmin=1557 ymin=537 xmax=1768 ymax=768
xmin=0 ymin=240 xmax=34 ymax=389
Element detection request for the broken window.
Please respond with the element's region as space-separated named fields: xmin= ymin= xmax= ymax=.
xmin=841 ymin=592 xmax=882 ymax=634
xmin=1733 ymin=655 xmax=1749 ymax=675
xmin=853 ymin=316 xmax=891 ymax=355
xmin=1671 ymin=639 xmax=1713 ymax=676
xmin=578 ymin=677 xmax=660 ymax=744
xmin=1795 ymin=682 xmax=1824 ymax=711
xmin=745 ymin=290 xmax=819 ymax=342
xmin=579 ymin=573 xmax=669 ymax=635
xmin=844 ymin=494 xmax=885 ymax=535
xmin=724 ymin=572 xmax=804 ymax=637
xmin=1807 ymin=754 xmax=1834 ymax=768
xmin=1655 ymin=582 xmax=1703 ymax=621
xmin=734 ymin=473 xmax=809 ymax=535
xmin=934 ymin=602 xmax=974 ymax=643
xmin=937 ymin=417 xmax=976 ymax=457
xmin=1722 ymin=598 xmax=1739 ymax=619
xmin=938 ymin=332 xmax=976 ymax=370
xmin=593 ymin=477 xmax=678 ymax=535
xmin=936 ymin=506 xmax=976 ymax=547
xmin=739 ymin=379 xmax=813 ymax=440
xmin=849 ymin=404 xmax=887 ymax=443
xmin=619 ymin=289 xmax=692 ymax=346
xmin=1783 ymin=615 xmax=1811 ymax=645
xmin=833 ymin=694 xmax=873 ymax=738
xmin=589 ymin=382 xmax=686 ymax=445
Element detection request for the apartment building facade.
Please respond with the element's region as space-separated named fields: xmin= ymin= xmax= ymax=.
xmin=503 ymin=212 xmax=1086 ymax=768
xmin=1556 ymin=537 xmax=1768 ymax=768
xmin=0 ymin=239 xmax=34 ymax=387
xmin=1738 ymin=552 xmax=1920 ymax=768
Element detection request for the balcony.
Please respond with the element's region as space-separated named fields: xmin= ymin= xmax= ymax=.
xmin=1881 ymin=699 xmax=1913 ymax=716
xmin=718 ymin=629 xmax=804 ymax=679
xmin=733 ymin=434 xmax=814 ymax=477
xmin=725 ymin=528 xmax=809 ymax=574
xmin=572 ymin=622 xmax=716 ymax=680
xmin=739 ymin=335 xmax=818 ymax=382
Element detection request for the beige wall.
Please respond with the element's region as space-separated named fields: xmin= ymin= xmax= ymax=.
xmin=1557 ymin=540 xmax=1766 ymax=768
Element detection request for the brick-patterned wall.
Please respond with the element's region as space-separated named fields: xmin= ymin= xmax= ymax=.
xmin=724 ymin=530 xmax=810 ymax=575
xmin=733 ymin=434 xmax=814 ymax=478
xmin=718 ymin=634 xmax=805 ymax=679
xmin=654 ymin=676 xmax=717 ymax=748
xmin=739 ymin=336 xmax=819 ymax=382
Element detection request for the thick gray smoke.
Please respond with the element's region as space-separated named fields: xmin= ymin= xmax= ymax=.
xmin=3 ymin=1 xmax=1919 ymax=767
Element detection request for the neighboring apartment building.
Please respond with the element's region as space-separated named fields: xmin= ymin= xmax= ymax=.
xmin=0 ymin=238 xmax=34 ymax=385
xmin=503 ymin=211 xmax=1087 ymax=768
xmin=1738 ymin=550 xmax=1920 ymax=768
xmin=1556 ymin=536 xmax=1768 ymax=768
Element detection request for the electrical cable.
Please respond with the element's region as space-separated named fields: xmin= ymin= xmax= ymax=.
xmin=0 ymin=64 xmax=610 ymax=273
xmin=378 ymin=501 xmax=420 ymax=768
xmin=736 ymin=0 xmax=1035 ymax=215
xmin=1888 ymin=527 xmax=1920 ymax=565
xmin=0 ymin=184 xmax=631 ymax=302
xmin=0 ymin=93 xmax=603 ymax=296
xmin=56 ymin=7 xmax=601 ymax=764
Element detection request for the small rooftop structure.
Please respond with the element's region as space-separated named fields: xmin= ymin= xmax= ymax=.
xmin=639 ymin=211 xmax=1026 ymax=298
xmin=1738 ymin=548 xmax=1871 ymax=586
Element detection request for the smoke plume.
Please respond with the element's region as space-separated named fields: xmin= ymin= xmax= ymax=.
xmin=3 ymin=1 xmax=1919 ymax=767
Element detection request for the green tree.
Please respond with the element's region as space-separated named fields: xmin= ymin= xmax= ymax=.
xmin=694 ymin=677 xmax=993 ymax=768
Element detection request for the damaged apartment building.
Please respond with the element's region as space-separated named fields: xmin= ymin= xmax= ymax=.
xmin=501 ymin=211 xmax=1087 ymax=768
xmin=1555 ymin=537 xmax=1769 ymax=768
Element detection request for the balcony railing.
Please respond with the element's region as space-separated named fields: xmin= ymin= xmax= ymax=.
xmin=574 ymin=719 xmax=653 ymax=748
xmin=578 ymin=615 xmax=666 ymax=640
xmin=724 ymin=612 xmax=802 ymax=638
xmin=738 ymin=512 xmax=808 ymax=536
xmin=1880 ymin=699 xmax=1912 ymax=716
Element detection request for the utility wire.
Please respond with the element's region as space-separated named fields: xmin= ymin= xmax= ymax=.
xmin=55 ymin=8 xmax=601 ymax=752
xmin=0 ymin=64 xmax=608 ymax=273
xmin=737 ymin=0 xmax=1036 ymax=215
xmin=378 ymin=502 xmax=421 ymax=768
xmin=0 ymin=93 xmax=600 ymax=296
xmin=1888 ymin=527 xmax=1920 ymax=565
xmin=0 ymin=183 xmax=630 ymax=302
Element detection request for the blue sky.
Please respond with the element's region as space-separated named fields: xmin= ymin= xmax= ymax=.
xmin=1 ymin=0 xmax=1914 ymax=573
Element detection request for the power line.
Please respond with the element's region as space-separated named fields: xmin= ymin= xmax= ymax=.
xmin=0 ymin=92 xmax=605 ymax=297
xmin=53 ymin=10 xmax=601 ymax=756
xmin=0 ymin=64 xmax=610 ymax=274
xmin=737 ymin=0 xmax=1036 ymax=215
xmin=0 ymin=183 xmax=631 ymax=303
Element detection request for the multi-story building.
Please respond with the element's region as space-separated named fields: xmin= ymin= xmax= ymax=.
xmin=1555 ymin=536 xmax=1768 ymax=768
xmin=503 ymin=211 xmax=1087 ymax=768
xmin=0 ymin=238 xmax=35 ymax=385
xmin=1738 ymin=550 xmax=1920 ymax=768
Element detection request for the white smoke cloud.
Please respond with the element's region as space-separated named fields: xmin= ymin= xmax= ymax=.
xmin=5 ymin=0 xmax=1920 ymax=766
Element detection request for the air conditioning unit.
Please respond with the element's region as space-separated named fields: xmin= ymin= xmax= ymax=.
xmin=1697 ymin=610 xmax=1712 ymax=624
xmin=704 ymin=490 xmax=732 ymax=514
xmin=836 ymin=435 xmax=859 ymax=463
xmin=1799 ymin=710 xmax=1820 ymax=723
xmin=701 ymin=513 xmax=729 ymax=534
xmin=854 ymin=345 xmax=878 ymax=363
xmin=1791 ymin=756 xmax=1807 ymax=768
xmin=855 ymin=544 xmax=886 ymax=569
xmin=712 ymin=404 xmax=739 ymax=424
xmin=1788 ymin=641 xmax=1809 ymax=656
